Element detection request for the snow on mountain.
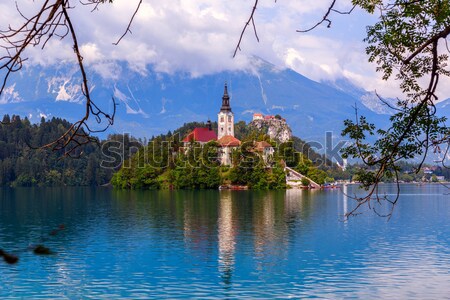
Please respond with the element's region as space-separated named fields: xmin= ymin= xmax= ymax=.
xmin=323 ymin=77 xmax=396 ymax=115
xmin=0 ymin=57 xmax=389 ymax=142
xmin=0 ymin=84 xmax=23 ymax=104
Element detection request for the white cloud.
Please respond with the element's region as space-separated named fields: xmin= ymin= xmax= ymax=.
xmin=160 ymin=97 xmax=169 ymax=114
xmin=242 ymin=109 xmax=255 ymax=115
xmin=0 ymin=84 xmax=22 ymax=104
xmin=80 ymin=43 xmax=104 ymax=63
xmin=91 ymin=61 xmax=122 ymax=80
xmin=39 ymin=112 xmax=50 ymax=119
xmin=0 ymin=0 xmax=432 ymax=100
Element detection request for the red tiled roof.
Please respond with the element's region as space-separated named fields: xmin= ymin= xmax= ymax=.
xmin=183 ymin=127 xmax=217 ymax=143
xmin=254 ymin=141 xmax=273 ymax=152
xmin=218 ymin=135 xmax=241 ymax=147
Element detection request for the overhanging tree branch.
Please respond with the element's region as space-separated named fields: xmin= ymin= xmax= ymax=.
xmin=0 ymin=0 xmax=117 ymax=156
xmin=113 ymin=0 xmax=143 ymax=45
xmin=233 ymin=0 xmax=259 ymax=58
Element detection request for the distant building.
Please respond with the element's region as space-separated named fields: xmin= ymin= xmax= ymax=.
xmin=252 ymin=113 xmax=263 ymax=121
xmin=218 ymin=135 xmax=241 ymax=165
xmin=218 ymin=84 xmax=234 ymax=140
xmin=423 ymin=167 xmax=434 ymax=174
xmin=217 ymin=84 xmax=241 ymax=165
xmin=253 ymin=113 xmax=283 ymax=122
xmin=252 ymin=141 xmax=274 ymax=165
xmin=182 ymin=84 xmax=241 ymax=166
xmin=182 ymin=120 xmax=217 ymax=146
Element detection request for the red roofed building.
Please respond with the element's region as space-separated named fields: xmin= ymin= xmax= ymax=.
xmin=252 ymin=141 xmax=275 ymax=164
xmin=182 ymin=84 xmax=239 ymax=166
xmin=253 ymin=113 xmax=263 ymax=121
xmin=218 ymin=135 xmax=241 ymax=165
xmin=218 ymin=135 xmax=241 ymax=147
xmin=182 ymin=127 xmax=217 ymax=144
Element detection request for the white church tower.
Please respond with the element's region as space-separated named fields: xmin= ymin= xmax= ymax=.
xmin=217 ymin=83 xmax=234 ymax=139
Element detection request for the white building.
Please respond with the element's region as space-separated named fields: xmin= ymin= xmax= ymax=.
xmin=217 ymin=83 xmax=241 ymax=165
xmin=217 ymin=84 xmax=234 ymax=139
xmin=253 ymin=113 xmax=263 ymax=121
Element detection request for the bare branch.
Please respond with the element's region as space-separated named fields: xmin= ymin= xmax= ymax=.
xmin=113 ymin=0 xmax=143 ymax=45
xmin=233 ymin=0 xmax=259 ymax=58
xmin=297 ymin=0 xmax=337 ymax=33
xmin=0 ymin=0 xmax=116 ymax=156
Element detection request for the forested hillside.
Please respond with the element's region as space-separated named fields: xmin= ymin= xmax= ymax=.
xmin=0 ymin=116 xmax=348 ymax=189
xmin=0 ymin=115 xmax=111 ymax=187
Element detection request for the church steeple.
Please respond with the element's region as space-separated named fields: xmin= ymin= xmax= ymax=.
xmin=217 ymin=83 xmax=235 ymax=139
xmin=220 ymin=83 xmax=232 ymax=112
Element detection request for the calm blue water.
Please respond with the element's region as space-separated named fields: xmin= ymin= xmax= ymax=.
xmin=0 ymin=185 xmax=449 ymax=299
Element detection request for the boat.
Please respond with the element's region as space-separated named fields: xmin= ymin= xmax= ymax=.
xmin=219 ymin=185 xmax=249 ymax=190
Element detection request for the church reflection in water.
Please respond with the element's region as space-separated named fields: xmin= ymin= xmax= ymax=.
xmin=217 ymin=191 xmax=236 ymax=286
xmin=181 ymin=189 xmax=315 ymax=288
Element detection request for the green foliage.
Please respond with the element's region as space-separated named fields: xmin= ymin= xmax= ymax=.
xmin=228 ymin=141 xmax=286 ymax=189
xmin=301 ymin=177 xmax=310 ymax=187
xmin=0 ymin=115 xmax=112 ymax=187
xmin=278 ymin=141 xmax=298 ymax=167
xmin=306 ymin=167 xmax=328 ymax=185
xmin=342 ymin=1 xmax=450 ymax=192
xmin=112 ymin=121 xmax=331 ymax=190
xmin=113 ymin=138 xmax=221 ymax=190
xmin=234 ymin=121 xmax=250 ymax=140
xmin=295 ymin=154 xmax=313 ymax=175
xmin=431 ymin=174 xmax=438 ymax=182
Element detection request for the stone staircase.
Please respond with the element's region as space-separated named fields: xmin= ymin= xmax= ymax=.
xmin=285 ymin=166 xmax=321 ymax=189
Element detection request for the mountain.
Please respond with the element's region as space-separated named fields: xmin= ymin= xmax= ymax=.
xmin=0 ymin=57 xmax=389 ymax=144
xmin=323 ymin=77 xmax=397 ymax=115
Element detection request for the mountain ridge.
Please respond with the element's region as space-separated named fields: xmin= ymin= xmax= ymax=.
xmin=0 ymin=57 xmax=390 ymax=143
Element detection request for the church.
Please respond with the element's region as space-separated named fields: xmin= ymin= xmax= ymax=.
xmin=182 ymin=83 xmax=241 ymax=165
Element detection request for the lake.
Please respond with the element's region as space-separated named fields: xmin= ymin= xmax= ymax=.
xmin=0 ymin=185 xmax=449 ymax=299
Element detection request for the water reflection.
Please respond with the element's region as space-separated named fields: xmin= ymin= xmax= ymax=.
xmin=285 ymin=189 xmax=304 ymax=220
xmin=1 ymin=187 xmax=449 ymax=299
xmin=217 ymin=191 xmax=235 ymax=287
xmin=253 ymin=192 xmax=275 ymax=261
xmin=342 ymin=184 xmax=348 ymax=220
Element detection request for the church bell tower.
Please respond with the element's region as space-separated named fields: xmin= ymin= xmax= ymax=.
xmin=218 ymin=83 xmax=234 ymax=139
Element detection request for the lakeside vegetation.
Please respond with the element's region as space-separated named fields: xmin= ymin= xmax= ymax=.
xmin=0 ymin=115 xmax=112 ymax=187
xmin=111 ymin=121 xmax=337 ymax=190
xmin=0 ymin=116 xmax=447 ymax=189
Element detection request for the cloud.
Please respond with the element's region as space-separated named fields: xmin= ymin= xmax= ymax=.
xmin=39 ymin=112 xmax=50 ymax=119
xmin=0 ymin=84 xmax=22 ymax=104
xmin=160 ymin=97 xmax=170 ymax=114
xmin=0 ymin=0 xmax=424 ymax=99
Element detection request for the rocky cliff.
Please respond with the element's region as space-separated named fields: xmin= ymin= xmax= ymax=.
xmin=249 ymin=118 xmax=292 ymax=143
